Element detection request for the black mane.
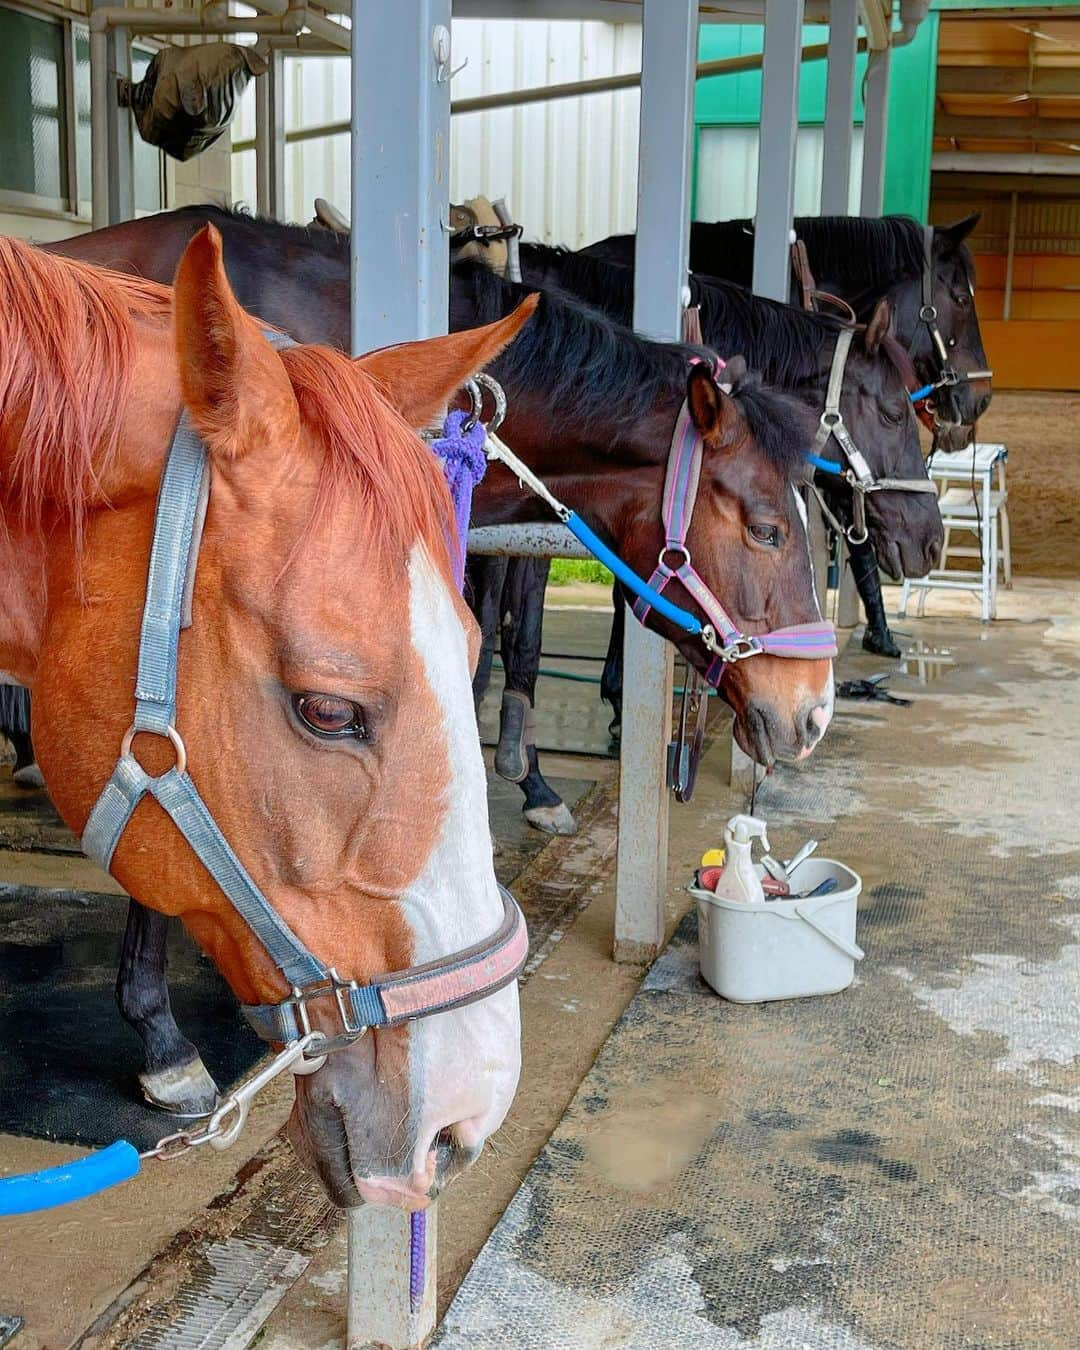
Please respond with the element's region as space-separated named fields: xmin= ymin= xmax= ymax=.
xmin=690 ymin=216 xmax=928 ymax=299
xmin=175 ymin=202 xmax=352 ymax=259
xmin=454 ymin=258 xmax=813 ymax=478
xmin=521 ymin=241 xmax=916 ymax=394
xmin=175 ymin=206 xmax=812 ymax=477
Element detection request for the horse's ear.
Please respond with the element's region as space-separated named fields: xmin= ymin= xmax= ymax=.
xmin=863 ymin=299 xmax=892 ymax=356
xmin=937 ymin=213 xmax=979 ymax=251
xmin=686 ymin=363 xmax=741 ymax=449
xmin=173 ymin=224 xmax=300 ymax=460
xmin=355 ymin=295 xmax=539 ymax=429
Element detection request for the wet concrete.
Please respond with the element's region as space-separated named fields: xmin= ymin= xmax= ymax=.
xmin=439 ymin=608 xmax=1080 ymax=1349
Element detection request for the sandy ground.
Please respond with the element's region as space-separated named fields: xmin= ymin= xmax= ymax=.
xmin=965 ymin=390 xmax=1080 ymax=579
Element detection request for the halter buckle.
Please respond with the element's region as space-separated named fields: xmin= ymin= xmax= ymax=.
xmin=290 ymin=969 xmax=369 ymax=1043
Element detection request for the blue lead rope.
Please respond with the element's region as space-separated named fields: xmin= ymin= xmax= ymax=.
xmin=0 ymin=1141 xmax=140 ymax=1216
xmin=806 ymin=452 xmax=844 ymax=477
xmin=909 ymin=384 xmax=935 ymax=403
xmin=562 ymin=511 xmax=703 ymax=637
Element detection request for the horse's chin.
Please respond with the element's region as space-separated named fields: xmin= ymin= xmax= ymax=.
xmin=934 ymin=422 xmax=974 ymax=453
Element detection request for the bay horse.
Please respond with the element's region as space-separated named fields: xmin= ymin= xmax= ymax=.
xmin=44 ymin=207 xmax=833 ymax=829
xmin=516 ymin=242 xmax=943 ymax=725
xmin=0 ymin=225 xmax=542 ymax=1209
xmin=580 ymin=213 xmax=991 ymax=448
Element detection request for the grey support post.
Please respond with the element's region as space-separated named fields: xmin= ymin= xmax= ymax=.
xmin=614 ymin=0 xmax=698 ymax=964
xmin=751 ymin=0 xmax=805 ymax=301
xmin=346 ymin=5 xmax=451 ymax=1345
xmin=350 ymin=0 xmax=452 ymax=350
xmin=821 ymin=0 xmax=858 ymax=215
xmin=860 ymin=44 xmax=892 ymax=216
xmin=255 ymin=49 xmax=285 ymax=220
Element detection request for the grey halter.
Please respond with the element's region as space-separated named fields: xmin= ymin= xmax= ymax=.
xmin=808 ymin=327 xmax=938 ymax=546
xmin=83 ymin=334 xmax=527 ymax=1057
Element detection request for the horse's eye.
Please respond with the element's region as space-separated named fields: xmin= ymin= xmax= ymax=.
xmin=880 ymin=406 xmax=905 ymax=427
xmin=749 ymin=523 xmax=781 ymax=547
xmin=293 ymin=693 xmax=367 ymax=739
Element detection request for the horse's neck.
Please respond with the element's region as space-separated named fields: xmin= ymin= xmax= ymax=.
xmin=0 ymin=529 xmax=46 ymax=683
xmin=479 ymin=386 xmax=676 ymax=528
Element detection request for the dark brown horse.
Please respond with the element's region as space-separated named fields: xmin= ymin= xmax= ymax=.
xmin=38 ymin=205 xmax=834 ymax=1116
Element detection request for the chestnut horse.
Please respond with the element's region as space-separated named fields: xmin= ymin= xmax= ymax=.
xmin=0 ymin=226 xmax=540 ymax=1208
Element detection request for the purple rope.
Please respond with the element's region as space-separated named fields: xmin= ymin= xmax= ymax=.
xmin=430 ymin=409 xmax=488 ymax=591
xmin=409 ymin=1210 xmax=426 ymax=1314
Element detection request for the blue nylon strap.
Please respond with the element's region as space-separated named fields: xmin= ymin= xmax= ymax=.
xmin=244 ymin=982 xmax=388 ymax=1045
xmin=563 ymin=512 xmax=702 ymax=637
xmin=0 ymin=1141 xmax=140 ymax=1216
xmin=133 ymin=415 xmax=208 ymax=736
xmin=807 ymin=453 xmax=844 ymax=476
xmin=909 ymin=384 xmax=935 ymax=403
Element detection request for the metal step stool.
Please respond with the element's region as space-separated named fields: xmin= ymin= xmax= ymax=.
xmin=899 ymin=443 xmax=1011 ymax=623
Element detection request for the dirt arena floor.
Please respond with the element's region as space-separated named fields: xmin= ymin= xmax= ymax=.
xmin=967 ymin=390 xmax=1080 ymax=579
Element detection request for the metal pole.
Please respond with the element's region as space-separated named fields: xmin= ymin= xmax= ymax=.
xmin=346 ymin=4 xmax=450 ymax=1343
xmin=90 ymin=28 xmax=110 ymax=229
xmin=820 ymin=0 xmax=858 ymax=215
xmin=350 ymin=0 xmax=451 ymax=350
xmin=860 ymin=45 xmax=892 ymax=216
xmin=256 ymin=49 xmax=286 ymax=219
xmin=1004 ymin=189 xmax=1018 ymax=321
xmin=752 ymin=0 xmax=805 ymax=300
xmin=106 ymin=25 xmax=134 ymax=223
xmin=613 ymin=0 xmax=697 ymax=964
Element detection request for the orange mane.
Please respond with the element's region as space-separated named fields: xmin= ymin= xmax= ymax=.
xmin=0 ymin=236 xmax=453 ymax=566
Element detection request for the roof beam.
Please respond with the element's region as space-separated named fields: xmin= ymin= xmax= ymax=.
xmin=937 ymin=66 xmax=1080 ymax=97
xmin=932 ymin=151 xmax=1080 ymax=175
xmin=937 ymin=113 xmax=1080 ymax=140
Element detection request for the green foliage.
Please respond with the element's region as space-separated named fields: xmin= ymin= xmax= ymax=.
xmin=547 ymin=559 xmax=614 ymax=587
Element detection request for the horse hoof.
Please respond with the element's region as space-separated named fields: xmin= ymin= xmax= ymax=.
xmin=12 ymin=762 xmax=45 ymax=789
xmin=862 ymin=630 xmax=902 ymax=659
xmin=139 ymin=1056 xmax=220 ymax=1118
xmin=524 ymin=802 xmax=578 ymax=836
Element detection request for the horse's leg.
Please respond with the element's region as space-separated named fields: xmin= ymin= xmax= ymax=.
xmin=600 ymin=585 xmax=625 ymax=740
xmin=849 ymin=537 xmax=902 ymax=659
xmin=466 ymin=555 xmax=508 ymax=714
xmin=0 ymin=685 xmax=43 ymax=787
xmin=117 ymin=899 xmax=220 ymax=1116
xmin=496 ymin=558 xmax=576 ymax=836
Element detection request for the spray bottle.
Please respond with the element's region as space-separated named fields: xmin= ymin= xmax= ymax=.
xmin=711 ymin=814 xmax=769 ymax=904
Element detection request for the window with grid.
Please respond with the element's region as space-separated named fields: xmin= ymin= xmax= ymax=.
xmin=0 ymin=1 xmax=162 ymax=218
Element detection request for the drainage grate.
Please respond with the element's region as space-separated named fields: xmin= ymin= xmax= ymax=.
xmin=127 ymin=1240 xmax=308 ymax=1350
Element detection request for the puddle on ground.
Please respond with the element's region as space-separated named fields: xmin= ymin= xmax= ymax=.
xmin=901 ymin=640 xmax=956 ymax=685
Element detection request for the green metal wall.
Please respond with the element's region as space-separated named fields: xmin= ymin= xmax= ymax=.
xmin=692 ymin=15 xmax=939 ymax=222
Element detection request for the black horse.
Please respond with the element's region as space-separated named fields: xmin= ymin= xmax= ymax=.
xmin=579 ymin=213 xmax=991 ymax=443
xmin=515 ymin=242 xmax=943 ymax=729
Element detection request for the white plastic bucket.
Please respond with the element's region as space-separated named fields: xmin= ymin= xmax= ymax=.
xmin=691 ymin=857 xmax=863 ymax=1002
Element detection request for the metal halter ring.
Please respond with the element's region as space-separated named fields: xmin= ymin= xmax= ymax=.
xmin=919 ymin=303 xmax=938 ymax=323
xmin=120 ymin=723 xmax=187 ymax=777
xmin=846 ymin=522 xmax=870 ymax=546
xmin=658 ymin=544 xmax=692 ymax=572
xmin=718 ymin=636 xmax=763 ymax=662
xmin=820 ymin=410 xmax=842 ymax=428
xmin=473 ymin=372 xmax=508 ymax=434
xmin=461 ymin=378 xmax=484 ymax=433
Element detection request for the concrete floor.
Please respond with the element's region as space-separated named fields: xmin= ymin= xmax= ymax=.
xmin=2 ymin=582 xmax=1078 ymax=1347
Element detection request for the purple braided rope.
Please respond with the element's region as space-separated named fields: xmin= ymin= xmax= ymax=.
xmin=430 ymin=409 xmax=488 ymax=591
xmin=409 ymin=1210 xmax=426 ymax=1314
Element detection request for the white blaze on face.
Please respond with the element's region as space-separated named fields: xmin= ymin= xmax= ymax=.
xmin=400 ymin=546 xmax=521 ymax=1171
xmin=792 ymin=486 xmax=835 ymax=732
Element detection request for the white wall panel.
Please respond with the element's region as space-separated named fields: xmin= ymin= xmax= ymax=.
xmin=232 ymin=19 xmax=642 ymax=247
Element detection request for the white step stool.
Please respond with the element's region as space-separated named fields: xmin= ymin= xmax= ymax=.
xmin=899 ymin=443 xmax=1011 ymax=623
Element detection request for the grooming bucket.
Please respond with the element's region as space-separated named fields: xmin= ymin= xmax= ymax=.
xmin=691 ymin=858 xmax=863 ymax=1002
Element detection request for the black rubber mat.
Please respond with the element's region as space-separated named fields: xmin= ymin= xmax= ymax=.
xmin=0 ymin=884 xmax=264 ymax=1152
xmin=0 ymin=770 xmax=598 ymax=1155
